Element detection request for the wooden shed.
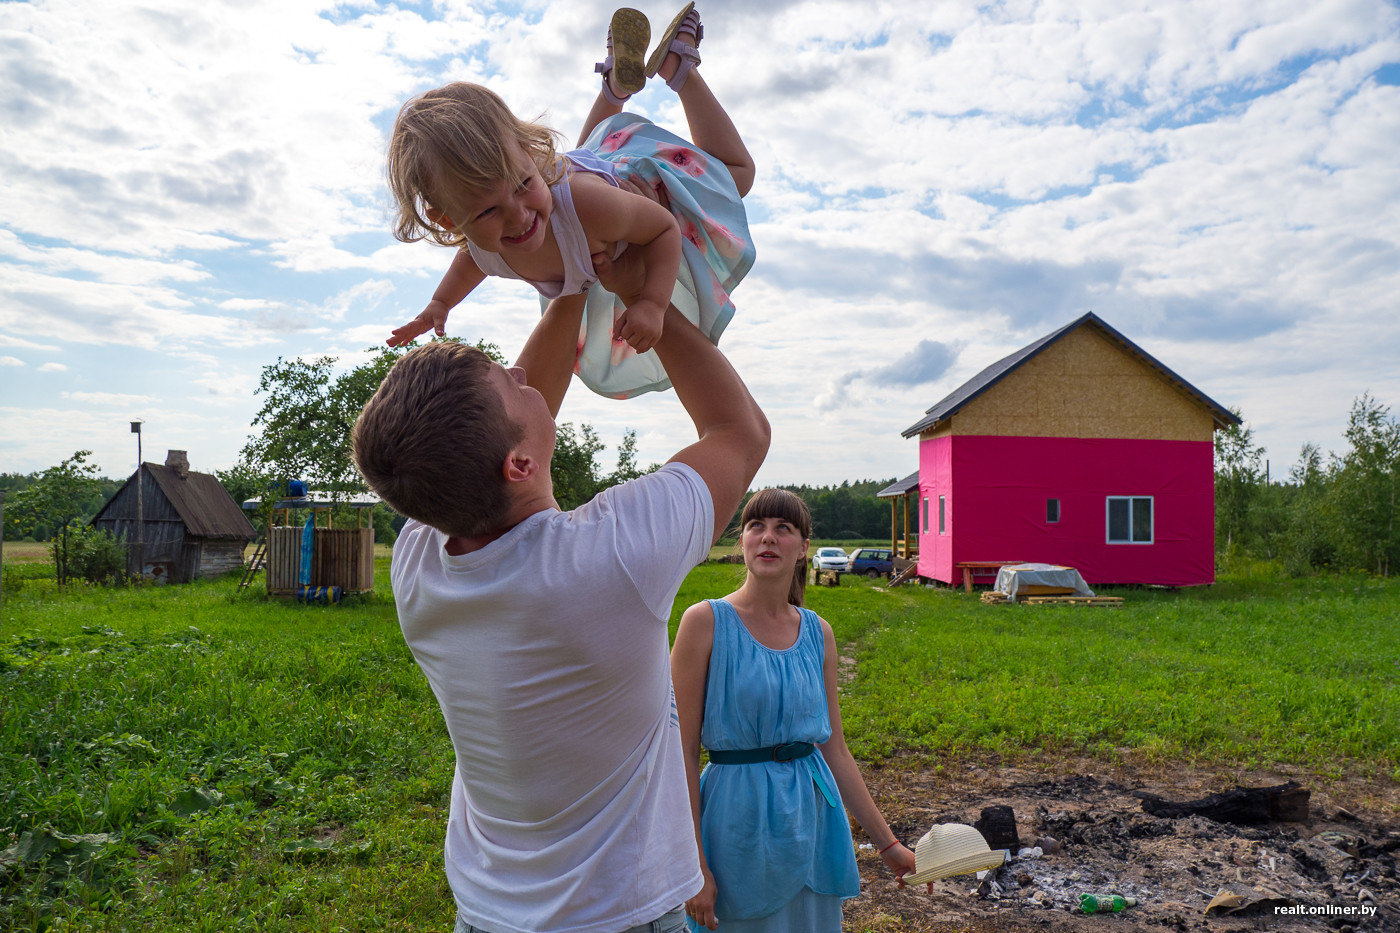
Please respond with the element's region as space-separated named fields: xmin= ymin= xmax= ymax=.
xmin=92 ymin=450 xmax=257 ymax=583
xmin=899 ymin=312 xmax=1239 ymax=588
xmin=241 ymin=491 xmax=377 ymax=597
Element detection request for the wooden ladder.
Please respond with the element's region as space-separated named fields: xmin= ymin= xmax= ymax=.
xmin=888 ymin=564 xmax=920 ymax=587
xmin=239 ymin=542 xmax=266 ymax=589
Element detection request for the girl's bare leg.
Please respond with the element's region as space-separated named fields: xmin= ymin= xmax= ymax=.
xmin=579 ymin=9 xmax=649 ymax=147
xmin=578 ymin=92 xmax=623 ymax=148
xmin=658 ymin=32 xmax=755 ymax=196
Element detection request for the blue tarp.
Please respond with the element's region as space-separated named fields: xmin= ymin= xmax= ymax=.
xmin=299 ymin=515 xmax=313 ymax=585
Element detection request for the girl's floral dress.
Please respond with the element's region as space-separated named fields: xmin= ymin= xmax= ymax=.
xmin=559 ymin=112 xmax=755 ymax=399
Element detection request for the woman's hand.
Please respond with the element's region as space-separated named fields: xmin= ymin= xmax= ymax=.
xmin=685 ymin=868 xmax=719 ymax=930
xmin=886 ymin=841 xmax=930 ymax=893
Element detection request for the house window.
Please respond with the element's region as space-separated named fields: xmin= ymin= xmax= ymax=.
xmin=1106 ymin=497 xmax=1153 ymax=544
xmin=938 ymin=496 xmax=947 ymax=535
xmin=922 ymin=497 xmax=929 ymax=534
xmin=1046 ymin=498 xmax=1060 ymax=523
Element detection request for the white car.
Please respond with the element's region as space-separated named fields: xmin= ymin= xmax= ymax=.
xmin=811 ymin=547 xmax=849 ymax=572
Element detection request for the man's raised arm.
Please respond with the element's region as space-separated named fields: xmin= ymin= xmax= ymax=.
xmin=593 ymin=246 xmax=769 ymax=543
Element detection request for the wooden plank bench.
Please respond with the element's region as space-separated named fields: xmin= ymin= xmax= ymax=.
xmin=955 ymin=560 xmax=1023 ymax=593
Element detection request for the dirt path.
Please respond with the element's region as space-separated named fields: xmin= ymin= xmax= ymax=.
xmin=844 ymin=754 xmax=1398 ymax=932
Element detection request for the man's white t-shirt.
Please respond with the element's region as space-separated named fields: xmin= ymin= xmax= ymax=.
xmin=391 ymin=463 xmax=711 ymax=933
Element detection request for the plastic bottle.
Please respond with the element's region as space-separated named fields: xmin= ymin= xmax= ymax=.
xmin=1078 ymin=893 xmax=1136 ymax=913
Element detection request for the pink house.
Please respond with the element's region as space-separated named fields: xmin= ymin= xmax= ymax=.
xmin=899 ymin=313 xmax=1239 ymax=587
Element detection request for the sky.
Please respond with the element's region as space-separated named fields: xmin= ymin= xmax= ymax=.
xmin=3 ymin=0 xmax=1399 ymax=489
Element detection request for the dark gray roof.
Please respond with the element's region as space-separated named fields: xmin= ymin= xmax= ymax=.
xmin=901 ymin=312 xmax=1241 ymax=438
xmin=94 ymin=464 xmax=257 ymax=540
xmin=147 ymin=465 xmax=257 ymax=539
xmin=876 ymin=472 xmax=920 ymax=498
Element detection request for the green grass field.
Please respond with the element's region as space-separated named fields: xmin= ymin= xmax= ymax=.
xmin=2 ymin=556 xmax=1397 ymax=931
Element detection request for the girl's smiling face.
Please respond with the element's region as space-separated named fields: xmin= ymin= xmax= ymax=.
xmin=433 ymin=146 xmax=552 ymax=254
xmin=740 ymin=515 xmax=809 ymax=575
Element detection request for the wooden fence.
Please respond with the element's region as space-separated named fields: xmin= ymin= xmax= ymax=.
xmin=266 ymin=526 xmax=374 ymax=595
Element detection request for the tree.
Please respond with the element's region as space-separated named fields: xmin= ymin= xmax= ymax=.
xmin=1279 ymin=442 xmax=1335 ymax=574
xmin=6 ymin=451 xmax=106 ymax=584
xmin=244 ymin=347 xmax=398 ymax=497
xmin=1329 ymin=393 xmax=1400 ymax=575
xmin=550 ymin=422 xmax=607 ymax=511
xmin=243 ymin=340 xmax=645 ymax=519
xmin=602 ymin=429 xmax=658 ymax=488
xmin=241 ymin=340 xmax=502 ymax=494
xmin=214 ymin=462 xmax=272 ymax=510
xmin=1213 ymin=409 xmax=1266 ymax=554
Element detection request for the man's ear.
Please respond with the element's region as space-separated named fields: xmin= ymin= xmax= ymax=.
xmin=503 ymin=449 xmax=537 ymax=485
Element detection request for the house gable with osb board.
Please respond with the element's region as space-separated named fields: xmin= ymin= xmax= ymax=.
xmin=901 ymin=312 xmax=1239 ymax=587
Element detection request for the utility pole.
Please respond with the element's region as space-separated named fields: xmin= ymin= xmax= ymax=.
xmin=131 ymin=421 xmax=144 ymax=578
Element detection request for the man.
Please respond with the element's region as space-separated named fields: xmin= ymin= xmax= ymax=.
xmin=352 ymin=250 xmax=769 ymax=933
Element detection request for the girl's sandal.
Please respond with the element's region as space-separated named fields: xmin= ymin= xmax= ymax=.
xmin=645 ymin=2 xmax=703 ymax=92
xmin=595 ymin=8 xmax=650 ymax=106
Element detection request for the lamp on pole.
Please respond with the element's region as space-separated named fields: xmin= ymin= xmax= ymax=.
xmin=131 ymin=420 xmax=144 ymax=578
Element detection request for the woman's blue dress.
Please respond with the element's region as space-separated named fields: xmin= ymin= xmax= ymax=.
xmin=686 ymin=599 xmax=860 ymax=931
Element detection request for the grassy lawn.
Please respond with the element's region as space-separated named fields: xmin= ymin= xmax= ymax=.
xmin=2 ymin=556 xmax=1397 ymax=930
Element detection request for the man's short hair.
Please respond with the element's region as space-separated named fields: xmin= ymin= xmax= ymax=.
xmin=353 ymin=342 xmax=524 ymax=537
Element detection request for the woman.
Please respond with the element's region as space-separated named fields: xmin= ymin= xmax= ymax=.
xmin=671 ymin=489 xmax=917 ymax=930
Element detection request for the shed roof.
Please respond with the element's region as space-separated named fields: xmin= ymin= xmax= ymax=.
xmin=901 ymin=312 xmax=1241 ymax=438
xmin=94 ymin=463 xmax=257 ymax=540
xmin=876 ymin=472 xmax=920 ymax=498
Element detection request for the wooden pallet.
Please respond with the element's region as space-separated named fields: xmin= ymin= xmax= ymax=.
xmin=981 ymin=592 xmax=1123 ymax=607
xmin=1021 ymin=595 xmax=1123 ymax=607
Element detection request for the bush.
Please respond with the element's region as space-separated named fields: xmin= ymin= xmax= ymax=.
xmin=65 ymin=526 xmax=129 ymax=586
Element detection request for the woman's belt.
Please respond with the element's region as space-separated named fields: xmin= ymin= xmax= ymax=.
xmin=707 ymin=742 xmax=815 ymax=764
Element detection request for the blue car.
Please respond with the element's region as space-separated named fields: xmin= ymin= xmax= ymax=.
xmin=847 ymin=547 xmax=894 ymax=578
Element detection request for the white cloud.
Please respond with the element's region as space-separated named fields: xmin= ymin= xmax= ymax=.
xmin=1 ymin=355 xmax=23 ymax=366
xmin=0 ymin=334 xmax=60 ymax=351
xmin=37 ymin=362 xmax=68 ymax=372
xmin=62 ymin=391 xmax=158 ymax=406
xmin=2 ymin=0 xmax=1398 ymax=483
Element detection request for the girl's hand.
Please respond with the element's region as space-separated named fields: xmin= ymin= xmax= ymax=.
xmin=615 ymin=298 xmax=664 ymax=353
xmin=886 ymin=842 xmax=930 ymax=893
xmin=685 ymin=869 xmax=719 ymax=930
xmin=387 ymin=300 xmax=450 ymax=348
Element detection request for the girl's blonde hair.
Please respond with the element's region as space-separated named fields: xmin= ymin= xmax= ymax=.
xmin=387 ymin=82 xmax=563 ymax=247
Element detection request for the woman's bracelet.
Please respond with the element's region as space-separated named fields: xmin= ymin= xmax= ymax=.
xmin=878 ymin=840 xmax=900 ymax=855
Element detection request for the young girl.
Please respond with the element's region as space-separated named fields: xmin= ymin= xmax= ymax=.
xmin=671 ymin=490 xmax=918 ymax=931
xmin=386 ymin=4 xmax=756 ymax=400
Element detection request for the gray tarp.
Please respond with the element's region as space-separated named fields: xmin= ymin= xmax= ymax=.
xmin=993 ymin=563 xmax=1094 ymax=603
